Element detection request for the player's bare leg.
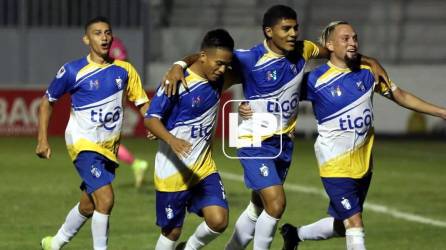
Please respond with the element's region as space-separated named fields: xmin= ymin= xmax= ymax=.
xmin=183 ymin=205 xmax=228 ymax=249
xmin=90 ymin=184 xmax=114 ymax=250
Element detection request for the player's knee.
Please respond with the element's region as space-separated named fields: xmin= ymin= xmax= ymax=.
xmin=78 ymin=202 xmax=94 ymax=217
xmin=95 ymin=195 xmax=114 ymax=213
xmin=206 ymin=213 xmax=228 ymax=233
xmin=162 ymin=227 xmax=182 ymax=241
xmin=264 ymin=198 xmax=286 ymax=218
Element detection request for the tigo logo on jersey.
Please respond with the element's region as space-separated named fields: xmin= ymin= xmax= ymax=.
xmin=267 ymin=70 xmax=277 ymax=81
xmin=339 ymin=109 xmax=373 ymax=135
xmin=267 ymin=92 xmax=299 ymax=119
xmin=191 ymin=124 xmax=213 ymax=139
xmin=90 ymin=165 xmax=102 ymax=178
xmin=91 ymin=106 xmax=122 ymax=131
xmin=341 ymin=197 xmax=352 ymax=210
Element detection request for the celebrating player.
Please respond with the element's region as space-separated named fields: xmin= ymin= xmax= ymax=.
xmin=280 ymin=21 xmax=446 ymax=250
xmin=145 ymin=29 xmax=234 ymax=250
xmin=36 ymin=16 xmax=150 ymax=250
xmin=163 ymin=5 xmax=390 ymax=250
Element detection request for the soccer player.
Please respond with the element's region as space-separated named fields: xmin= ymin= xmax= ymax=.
xmin=108 ymin=36 xmax=149 ymax=188
xmin=145 ymin=29 xmax=234 ymax=250
xmin=36 ymin=16 xmax=150 ymax=250
xmin=162 ymin=5 xmax=390 ymax=250
xmin=280 ymin=21 xmax=446 ymax=250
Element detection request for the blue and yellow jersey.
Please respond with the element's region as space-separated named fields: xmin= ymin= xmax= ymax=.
xmin=146 ymin=69 xmax=223 ymax=192
xmin=46 ymin=55 xmax=149 ymax=163
xmin=234 ymin=40 xmax=319 ymax=143
xmin=302 ymin=61 xmax=396 ymax=178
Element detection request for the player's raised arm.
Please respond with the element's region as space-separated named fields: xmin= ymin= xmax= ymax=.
xmin=162 ymin=53 xmax=199 ymax=96
xmin=36 ymin=96 xmax=54 ymax=159
xmin=385 ymin=82 xmax=446 ymax=119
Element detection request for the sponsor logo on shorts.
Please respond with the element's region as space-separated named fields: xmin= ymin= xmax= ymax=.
xmin=165 ymin=206 xmax=174 ymax=220
xmin=260 ymin=164 xmax=269 ymax=177
xmin=341 ymin=197 xmax=352 ymax=210
xmin=90 ymin=165 xmax=101 ymax=178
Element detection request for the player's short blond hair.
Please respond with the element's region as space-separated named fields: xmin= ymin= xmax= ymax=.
xmin=319 ymin=21 xmax=349 ymax=46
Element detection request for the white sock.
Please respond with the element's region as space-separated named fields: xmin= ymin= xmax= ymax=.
xmin=184 ymin=221 xmax=221 ymax=250
xmin=346 ymin=227 xmax=366 ymax=250
xmin=155 ymin=234 xmax=177 ymax=250
xmin=298 ymin=217 xmax=339 ymax=241
xmin=91 ymin=211 xmax=109 ymax=250
xmin=253 ymin=211 xmax=279 ymax=250
xmin=225 ymin=202 xmax=262 ymax=250
xmin=52 ymin=203 xmax=88 ymax=249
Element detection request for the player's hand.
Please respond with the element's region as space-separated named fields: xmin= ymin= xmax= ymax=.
xmin=146 ymin=131 xmax=157 ymax=140
xmin=36 ymin=141 xmax=52 ymax=159
xmin=288 ymin=131 xmax=298 ymax=139
xmin=239 ymin=102 xmax=253 ymax=119
xmin=167 ymin=137 xmax=192 ymax=159
xmin=162 ymin=64 xmax=188 ymax=97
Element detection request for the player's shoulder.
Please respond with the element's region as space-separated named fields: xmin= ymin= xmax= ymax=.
xmin=234 ymin=42 xmax=265 ymax=65
xmin=308 ymin=63 xmax=330 ymax=82
xmin=113 ymin=59 xmax=133 ymax=70
xmin=55 ymin=57 xmax=88 ymax=79
xmin=65 ymin=57 xmax=88 ymax=72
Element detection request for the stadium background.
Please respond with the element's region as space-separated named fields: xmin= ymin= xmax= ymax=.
xmin=0 ymin=0 xmax=445 ymax=249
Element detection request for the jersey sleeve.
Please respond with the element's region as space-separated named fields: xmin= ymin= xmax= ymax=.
xmin=45 ymin=64 xmax=73 ymax=102
xmin=145 ymin=85 xmax=175 ymax=120
xmin=304 ymin=72 xmax=318 ymax=101
xmin=124 ymin=62 xmax=149 ymax=106
xmin=302 ymin=40 xmax=320 ymax=61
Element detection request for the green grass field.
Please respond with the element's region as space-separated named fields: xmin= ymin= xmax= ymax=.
xmin=1 ymin=136 xmax=445 ymax=249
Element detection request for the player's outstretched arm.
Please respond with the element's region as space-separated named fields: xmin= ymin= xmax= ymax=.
xmin=36 ymin=96 xmax=54 ymax=159
xmin=162 ymin=54 xmax=200 ymax=97
xmin=144 ymin=117 xmax=192 ymax=159
xmin=391 ymin=87 xmax=446 ymax=119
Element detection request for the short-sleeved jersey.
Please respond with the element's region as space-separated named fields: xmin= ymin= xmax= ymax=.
xmin=146 ymin=69 xmax=223 ymax=192
xmin=234 ymin=40 xmax=319 ymax=144
xmin=46 ymin=55 xmax=149 ymax=163
xmin=303 ymin=61 xmax=391 ymax=178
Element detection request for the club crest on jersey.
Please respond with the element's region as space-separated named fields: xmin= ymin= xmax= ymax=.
xmin=165 ymin=206 xmax=174 ymax=220
xmin=290 ymin=64 xmax=298 ymax=75
xmin=90 ymin=165 xmax=101 ymax=178
xmin=192 ymin=96 xmax=202 ymax=108
xmin=259 ymin=164 xmax=269 ymax=177
xmin=356 ymin=81 xmax=366 ymax=92
xmin=331 ymin=85 xmax=342 ymax=97
xmin=115 ymin=77 xmax=123 ymax=89
xmin=89 ymin=79 xmax=100 ymax=90
xmin=341 ymin=197 xmax=352 ymax=210
xmin=266 ymin=70 xmax=277 ymax=81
